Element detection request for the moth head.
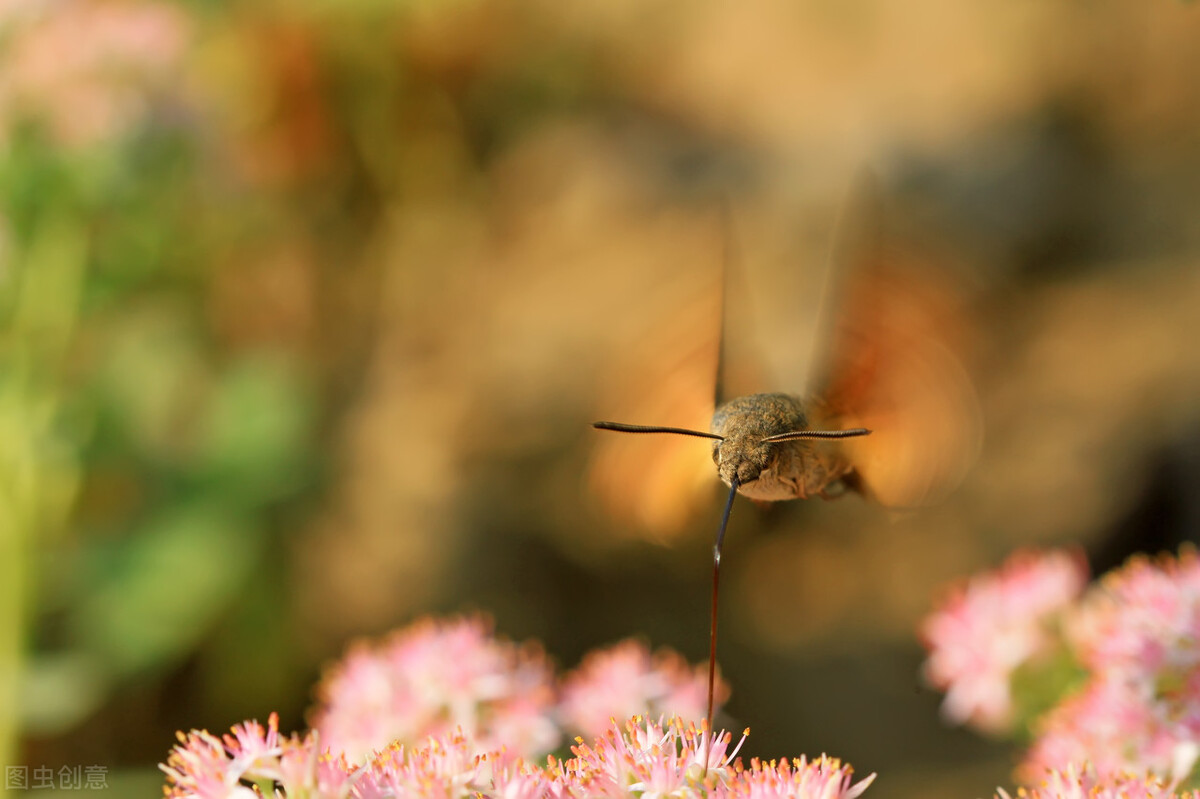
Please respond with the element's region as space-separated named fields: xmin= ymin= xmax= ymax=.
xmin=710 ymin=432 xmax=774 ymax=487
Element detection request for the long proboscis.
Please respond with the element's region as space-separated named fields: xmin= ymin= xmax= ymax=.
xmin=590 ymin=419 xmax=872 ymax=777
xmin=703 ymin=474 xmax=739 ymax=778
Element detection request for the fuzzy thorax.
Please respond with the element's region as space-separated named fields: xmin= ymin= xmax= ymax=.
xmin=710 ymin=393 xmax=855 ymax=502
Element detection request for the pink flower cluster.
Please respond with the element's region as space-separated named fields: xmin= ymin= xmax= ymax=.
xmin=922 ymin=547 xmax=1200 ymax=787
xmin=560 ymin=639 xmax=724 ymax=741
xmin=310 ymin=615 xmax=725 ymax=763
xmin=161 ymin=715 xmax=351 ymax=799
xmin=1021 ymin=551 xmax=1200 ymax=782
xmin=996 ymin=763 xmax=1199 ymax=799
xmin=0 ymin=0 xmax=189 ymax=149
xmin=163 ymin=713 xmax=875 ymax=799
xmin=920 ymin=549 xmax=1088 ymax=733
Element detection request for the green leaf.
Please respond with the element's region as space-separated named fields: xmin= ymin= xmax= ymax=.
xmin=195 ymin=355 xmax=313 ymax=503
xmin=1010 ymin=648 xmax=1088 ymax=741
xmin=69 ymin=501 xmax=265 ymax=676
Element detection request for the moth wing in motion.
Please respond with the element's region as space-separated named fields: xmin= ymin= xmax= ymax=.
xmin=588 ymin=203 xmax=787 ymax=538
xmin=588 ymin=182 xmax=983 ymax=535
xmin=586 ymin=267 xmax=724 ymax=541
xmin=713 ymin=200 xmax=774 ymax=408
xmin=586 ymin=205 xmax=775 ymax=537
xmin=810 ymin=178 xmax=983 ymax=507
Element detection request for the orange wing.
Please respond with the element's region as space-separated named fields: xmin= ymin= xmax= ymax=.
xmin=813 ymin=185 xmax=982 ymax=507
xmin=586 ymin=282 xmax=723 ymax=541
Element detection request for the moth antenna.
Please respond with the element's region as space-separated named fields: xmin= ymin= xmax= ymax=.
xmin=760 ymin=427 xmax=872 ymax=444
xmin=592 ymin=422 xmax=724 ymax=441
xmin=704 ymin=474 xmax=739 ymax=778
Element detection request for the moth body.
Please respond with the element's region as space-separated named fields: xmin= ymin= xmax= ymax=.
xmin=710 ymin=392 xmax=855 ymax=502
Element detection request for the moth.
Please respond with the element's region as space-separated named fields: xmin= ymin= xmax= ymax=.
xmin=592 ymin=178 xmax=981 ymax=762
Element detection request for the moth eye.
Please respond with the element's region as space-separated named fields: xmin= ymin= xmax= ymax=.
xmin=711 ymin=446 xmax=721 ymax=465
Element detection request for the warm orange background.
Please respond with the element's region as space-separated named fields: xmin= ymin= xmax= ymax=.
xmin=3 ymin=1 xmax=1200 ymax=796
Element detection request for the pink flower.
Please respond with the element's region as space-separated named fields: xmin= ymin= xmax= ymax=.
xmin=164 ymin=714 xmax=873 ymax=799
xmin=166 ymin=619 xmax=862 ymax=796
xmin=559 ymin=640 xmax=729 ymax=740
xmin=161 ymin=727 xmax=249 ymax=799
xmin=1021 ymin=550 xmax=1200 ymax=782
xmin=310 ymin=615 xmax=560 ymax=762
xmin=161 ymin=713 xmax=356 ymax=799
xmin=999 ymin=762 xmax=1197 ymax=799
xmin=727 ymin=755 xmax=874 ymax=799
xmin=921 ymin=549 xmax=1088 ymax=734
xmin=350 ymin=730 xmax=497 ymax=799
xmin=1070 ymin=550 xmax=1200 ymax=685
xmin=563 ymin=716 xmax=731 ymax=796
xmin=556 ymin=716 xmax=874 ymax=799
xmin=0 ymin=0 xmax=189 ymax=149
xmin=1019 ymin=675 xmax=1187 ymax=783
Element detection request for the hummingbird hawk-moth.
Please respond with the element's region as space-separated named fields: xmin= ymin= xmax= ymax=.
xmin=591 ymin=177 xmax=982 ymax=761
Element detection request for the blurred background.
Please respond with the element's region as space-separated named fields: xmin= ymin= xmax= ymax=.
xmin=2 ymin=0 xmax=1200 ymax=796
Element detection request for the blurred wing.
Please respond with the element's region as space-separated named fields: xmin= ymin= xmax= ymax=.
xmin=587 ymin=280 xmax=721 ymax=541
xmin=714 ymin=202 xmax=771 ymax=406
xmin=812 ymin=180 xmax=983 ymax=507
xmin=721 ymin=187 xmax=849 ymax=400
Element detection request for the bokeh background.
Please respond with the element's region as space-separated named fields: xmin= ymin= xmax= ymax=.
xmin=3 ymin=0 xmax=1200 ymax=796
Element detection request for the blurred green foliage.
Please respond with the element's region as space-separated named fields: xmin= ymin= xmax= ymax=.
xmin=0 ymin=17 xmax=317 ymax=768
xmin=1009 ymin=650 xmax=1088 ymax=745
